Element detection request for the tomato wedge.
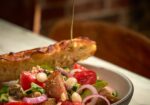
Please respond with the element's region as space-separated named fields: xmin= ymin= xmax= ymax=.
xmin=74 ymin=70 xmax=96 ymax=85
xmin=73 ymin=64 xmax=87 ymax=71
xmin=5 ymin=102 xmax=32 ymax=105
xmin=73 ymin=64 xmax=97 ymax=85
xmin=20 ymin=71 xmax=45 ymax=90
xmin=73 ymin=102 xmax=82 ymax=105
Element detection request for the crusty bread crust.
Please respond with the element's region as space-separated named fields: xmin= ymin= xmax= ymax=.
xmin=0 ymin=37 xmax=96 ymax=82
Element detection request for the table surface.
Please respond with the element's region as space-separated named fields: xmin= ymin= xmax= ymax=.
xmin=0 ymin=19 xmax=150 ymax=105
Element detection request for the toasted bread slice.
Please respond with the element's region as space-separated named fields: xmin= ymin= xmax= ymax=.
xmin=0 ymin=37 xmax=96 ymax=82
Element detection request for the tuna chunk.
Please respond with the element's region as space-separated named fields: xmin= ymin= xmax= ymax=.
xmin=45 ymin=71 xmax=68 ymax=100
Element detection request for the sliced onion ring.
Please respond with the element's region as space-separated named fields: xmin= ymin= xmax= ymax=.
xmin=77 ymin=84 xmax=98 ymax=95
xmin=82 ymin=94 xmax=110 ymax=105
xmin=23 ymin=94 xmax=48 ymax=104
xmin=56 ymin=67 xmax=72 ymax=77
xmin=77 ymin=84 xmax=98 ymax=105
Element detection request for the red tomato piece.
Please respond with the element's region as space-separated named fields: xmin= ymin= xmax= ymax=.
xmin=5 ymin=102 xmax=32 ymax=105
xmin=20 ymin=71 xmax=36 ymax=90
xmin=35 ymin=80 xmax=45 ymax=88
xmin=73 ymin=64 xmax=87 ymax=71
xmin=73 ymin=102 xmax=82 ymax=105
xmin=74 ymin=70 xmax=96 ymax=85
xmin=20 ymin=71 xmax=45 ymax=90
xmin=61 ymin=101 xmax=74 ymax=105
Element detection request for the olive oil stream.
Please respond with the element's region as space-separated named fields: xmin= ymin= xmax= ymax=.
xmin=70 ymin=0 xmax=75 ymax=40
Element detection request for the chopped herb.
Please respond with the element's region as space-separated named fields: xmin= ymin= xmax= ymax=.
xmin=25 ymin=83 xmax=45 ymax=95
xmin=72 ymin=83 xmax=80 ymax=92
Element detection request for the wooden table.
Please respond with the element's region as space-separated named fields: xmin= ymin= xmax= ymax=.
xmin=0 ymin=19 xmax=150 ymax=105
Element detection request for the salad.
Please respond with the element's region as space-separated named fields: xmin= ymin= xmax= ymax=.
xmin=0 ymin=64 xmax=119 ymax=105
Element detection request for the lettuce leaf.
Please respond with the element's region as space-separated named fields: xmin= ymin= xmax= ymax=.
xmin=81 ymin=80 xmax=108 ymax=99
xmin=40 ymin=64 xmax=55 ymax=71
xmin=0 ymin=85 xmax=9 ymax=102
xmin=93 ymin=80 xmax=108 ymax=91
xmin=25 ymin=83 xmax=45 ymax=94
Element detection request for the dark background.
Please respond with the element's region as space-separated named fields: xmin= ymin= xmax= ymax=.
xmin=0 ymin=0 xmax=150 ymax=37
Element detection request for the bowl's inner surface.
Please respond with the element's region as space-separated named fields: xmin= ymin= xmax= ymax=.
xmin=83 ymin=64 xmax=133 ymax=105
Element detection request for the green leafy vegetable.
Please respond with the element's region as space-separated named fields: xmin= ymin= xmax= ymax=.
xmin=93 ymin=80 xmax=108 ymax=91
xmin=0 ymin=85 xmax=9 ymax=102
xmin=67 ymin=83 xmax=80 ymax=99
xmin=0 ymin=85 xmax=8 ymax=95
xmin=81 ymin=80 xmax=108 ymax=99
xmin=81 ymin=89 xmax=91 ymax=99
xmin=25 ymin=83 xmax=45 ymax=95
xmin=0 ymin=94 xmax=9 ymax=102
xmin=40 ymin=64 xmax=54 ymax=71
xmin=72 ymin=83 xmax=80 ymax=92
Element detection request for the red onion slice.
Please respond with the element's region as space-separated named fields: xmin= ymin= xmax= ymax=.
xmin=77 ymin=84 xmax=98 ymax=95
xmin=77 ymin=84 xmax=98 ymax=105
xmin=23 ymin=94 xmax=48 ymax=104
xmin=56 ymin=67 xmax=72 ymax=77
xmin=82 ymin=94 xmax=110 ymax=105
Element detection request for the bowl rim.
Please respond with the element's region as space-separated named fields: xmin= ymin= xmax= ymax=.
xmin=106 ymin=68 xmax=134 ymax=105
xmin=83 ymin=64 xmax=134 ymax=105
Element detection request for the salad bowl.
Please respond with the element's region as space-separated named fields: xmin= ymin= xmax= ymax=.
xmin=83 ymin=64 xmax=134 ymax=105
xmin=0 ymin=63 xmax=134 ymax=105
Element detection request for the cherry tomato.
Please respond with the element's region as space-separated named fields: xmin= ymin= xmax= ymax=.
xmin=74 ymin=70 xmax=96 ymax=85
xmin=20 ymin=71 xmax=45 ymax=90
xmin=61 ymin=101 xmax=74 ymax=105
xmin=73 ymin=64 xmax=87 ymax=71
xmin=5 ymin=102 xmax=32 ymax=105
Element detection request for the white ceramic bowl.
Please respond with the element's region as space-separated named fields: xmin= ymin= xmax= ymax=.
xmin=83 ymin=64 xmax=134 ymax=105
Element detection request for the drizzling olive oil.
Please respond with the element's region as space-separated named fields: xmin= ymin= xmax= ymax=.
xmin=70 ymin=0 xmax=75 ymax=40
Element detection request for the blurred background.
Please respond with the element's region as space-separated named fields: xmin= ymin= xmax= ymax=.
xmin=0 ymin=0 xmax=150 ymax=37
xmin=0 ymin=0 xmax=150 ymax=78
